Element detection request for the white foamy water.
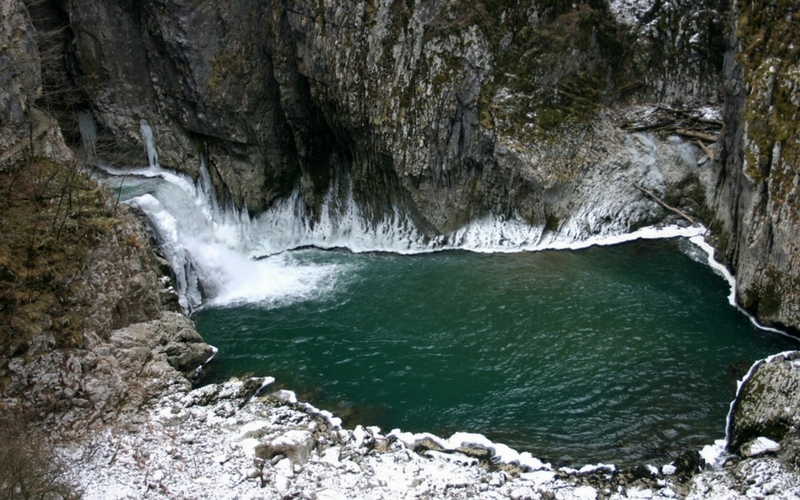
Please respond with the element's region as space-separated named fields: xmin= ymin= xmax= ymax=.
xmin=103 ymin=159 xmax=710 ymax=313
xmin=105 ymin=163 xmax=342 ymax=312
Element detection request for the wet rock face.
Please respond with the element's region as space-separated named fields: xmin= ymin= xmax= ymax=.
xmin=712 ymin=0 xmax=800 ymax=333
xmin=58 ymin=0 xmax=721 ymax=233
xmin=728 ymin=352 xmax=800 ymax=468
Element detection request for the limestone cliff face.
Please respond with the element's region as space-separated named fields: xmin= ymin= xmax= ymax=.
xmin=58 ymin=1 xmax=721 ymax=232
xmin=0 ymin=0 xmax=40 ymax=153
xmin=26 ymin=0 xmax=800 ymax=330
xmin=712 ymin=0 xmax=800 ymax=332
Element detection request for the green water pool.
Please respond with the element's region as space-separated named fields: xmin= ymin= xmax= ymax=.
xmin=193 ymin=238 xmax=795 ymax=466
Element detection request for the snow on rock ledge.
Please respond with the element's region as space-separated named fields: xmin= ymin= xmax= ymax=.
xmin=63 ymin=375 xmax=800 ymax=500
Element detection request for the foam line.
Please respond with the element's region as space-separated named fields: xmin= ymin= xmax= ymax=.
xmin=688 ymin=236 xmax=792 ymax=339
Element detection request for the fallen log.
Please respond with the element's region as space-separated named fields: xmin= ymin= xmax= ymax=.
xmin=676 ymin=128 xmax=718 ymax=143
xmin=693 ymin=140 xmax=715 ymax=162
xmin=696 ymin=117 xmax=724 ymax=127
xmin=633 ymin=183 xmax=698 ymax=226
xmin=605 ymin=80 xmax=643 ymax=97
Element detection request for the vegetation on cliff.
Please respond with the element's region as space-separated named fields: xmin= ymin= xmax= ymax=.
xmin=476 ymin=0 xmax=632 ymax=135
xmin=0 ymin=415 xmax=81 ymax=499
xmin=0 ymin=156 xmax=117 ymax=357
xmin=736 ymin=0 xmax=800 ymax=197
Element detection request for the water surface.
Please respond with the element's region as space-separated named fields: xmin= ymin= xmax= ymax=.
xmin=194 ymin=239 xmax=794 ymax=466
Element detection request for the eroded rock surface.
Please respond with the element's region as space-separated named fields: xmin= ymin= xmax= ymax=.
xmin=728 ymin=351 xmax=800 ymax=469
xmin=55 ymin=0 xmax=720 ymax=235
xmin=711 ymin=0 xmax=800 ymax=332
xmin=0 ymin=0 xmax=40 ymax=154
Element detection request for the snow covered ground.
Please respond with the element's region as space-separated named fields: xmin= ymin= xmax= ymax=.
xmin=62 ymin=377 xmax=800 ymax=500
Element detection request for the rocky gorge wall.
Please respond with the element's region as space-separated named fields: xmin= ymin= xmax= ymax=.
xmin=4 ymin=2 xmax=800 ymax=495
xmin=4 ymin=0 xmax=798 ymax=345
xmin=54 ymin=0 xmax=722 ymax=233
xmin=0 ymin=0 xmax=214 ymax=431
xmin=46 ymin=0 xmax=800 ymax=332
xmin=711 ymin=0 xmax=800 ymax=333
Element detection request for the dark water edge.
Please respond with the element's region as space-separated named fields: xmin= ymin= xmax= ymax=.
xmin=193 ymin=238 xmax=797 ymax=466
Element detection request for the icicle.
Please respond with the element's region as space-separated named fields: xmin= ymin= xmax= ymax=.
xmin=139 ymin=119 xmax=160 ymax=169
xmin=77 ymin=111 xmax=97 ymax=166
xmin=98 ymin=162 xmax=710 ymax=311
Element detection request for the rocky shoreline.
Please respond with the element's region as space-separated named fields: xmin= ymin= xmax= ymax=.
xmin=4 ymin=201 xmax=794 ymax=499
xmin=15 ymin=213 xmax=795 ymax=500
xmin=60 ymin=350 xmax=800 ymax=500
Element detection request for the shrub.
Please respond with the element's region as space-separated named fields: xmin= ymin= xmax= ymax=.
xmin=0 ymin=157 xmax=116 ymax=356
xmin=0 ymin=414 xmax=82 ymax=499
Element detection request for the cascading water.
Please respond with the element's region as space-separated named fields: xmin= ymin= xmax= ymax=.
xmin=139 ymin=119 xmax=160 ymax=169
xmin=101 ymin=130 xmax=706 ymax=313
xmin=105 ymin=159 xmax=705 ymax=312
xmin=102 ymin=162 xmax=341 ymax=313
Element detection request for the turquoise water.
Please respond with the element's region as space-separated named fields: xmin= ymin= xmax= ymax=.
xmin=193 ymin=238 xmax=795 ymax=466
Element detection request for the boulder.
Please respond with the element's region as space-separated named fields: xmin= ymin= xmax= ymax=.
xmin=728 ymin=352 xmax=800 ymax=468
xmin=255 ymin=430 xmax=316 ymax=466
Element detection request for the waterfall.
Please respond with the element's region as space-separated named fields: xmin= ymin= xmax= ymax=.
xmin=105 ymin=159 xmax=704 ymax=312
xmin=139 ymin=119 xmax=160 ymax=169
xmin=104 ymin=160 xmax=342 ymax=312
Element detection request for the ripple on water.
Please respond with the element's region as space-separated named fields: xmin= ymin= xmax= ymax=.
xmin=194 ymin=240 xmax=797 ymax=466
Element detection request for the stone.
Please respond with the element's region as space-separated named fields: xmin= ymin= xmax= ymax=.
xmin=2 ymin=2 xmax=800 ymax=499
xmin=255 ymin=430 xmax=316 ymax=466
xmin=0 ymin=0 xmax=41 ymax=155
xmin=674 ymin=450 xmax=704 ymax=476
xmin=728 ymin=352 xmax=800 ymax=466
xmin=631 ymin=464 xmax=656 ymax=479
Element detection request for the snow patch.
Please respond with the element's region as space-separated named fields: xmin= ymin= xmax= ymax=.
xmin=700 ymin=439 xmax=731 ymax=469
xmin=608 ymin=0 xmax=657 ymax=25
xmin=742 ymin=437 xmax=781 ymax=458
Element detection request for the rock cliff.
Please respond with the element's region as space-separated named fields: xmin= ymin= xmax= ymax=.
xmin=39 ymin=0 xmax=799 ymax=331
xmin=0 ymin=0 xmax=39 ymax=154
xmin=4 ymin=3 xmax=800 ymax=494
xmin=57 ymin=0 xmax=719 ymax=233
xmin=711 ymin=0 xmax=800 ymax=333
xmin=1 ymin=0 xmax=214 ymax=426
